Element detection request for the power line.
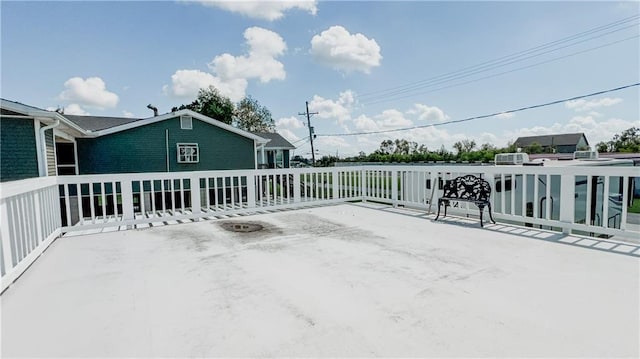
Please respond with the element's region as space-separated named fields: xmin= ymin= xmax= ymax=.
xmin=360 ymin=28 xmax=638 ymax=105
xmin=317 ymin=83 xmax=640 ymax=137
xmin=358 ymin=14 xmax=638 ymax=99
xmin=357 ymin=15 xmax=639 ymax=104
xmin=361 ymin=34 xmax=639 ymax=106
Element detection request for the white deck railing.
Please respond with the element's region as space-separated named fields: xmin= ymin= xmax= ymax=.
xmin=1 ymin=165 xmax=638 ymax=291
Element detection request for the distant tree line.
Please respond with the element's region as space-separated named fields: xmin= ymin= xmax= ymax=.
xmin=314 ymin=127 xmax=640 ymax=167
xmin=595 ymin=127 xmax=640 ymax=153
xmin=312 ymin=138 xmax=517 ymax=167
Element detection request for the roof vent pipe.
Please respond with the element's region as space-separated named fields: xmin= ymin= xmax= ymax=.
xmin=147 ymin=104 xmax=158 ymax=117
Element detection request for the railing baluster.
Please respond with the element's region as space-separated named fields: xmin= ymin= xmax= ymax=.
xmin=223 ymin=176 xmax=228 ymax=209
xmin=139 ymin=180 xmax=146 ymax=218
xmin=585 ymin=176 xmax=592 ymax=226
xmin=101 ymin=182 xmax=107 ymax=223
xmin=545 ymin=174 xmax=551 ymax=221
xmin=621 ymin=175 xmax=629 ymax=231
xmin=533 ymin=175 xmax=539 ymax=220
xmin=602 ymin=175 xmax=610 ymax=228
xmin=231 ymin=176 xmax=236 ymax=209
xmin=77 ymin=184 xmax=84 ymax=225
xmin=89 ymin=183 xmax=96 ymax=224
xmin=150 ymin=180 xmax=156 ymax=215
xmin=510 ymin=173 xmax=516 ymax=216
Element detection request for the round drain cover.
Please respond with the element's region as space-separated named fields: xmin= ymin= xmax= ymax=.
xmin=221 ymin=222 xmax=263 ymax=233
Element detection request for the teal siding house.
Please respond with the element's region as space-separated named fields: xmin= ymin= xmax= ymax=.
xmin=1 ymin=99 xmax=271 ymax=182
xmin=252 ymin=132 xmax=296 ymax=169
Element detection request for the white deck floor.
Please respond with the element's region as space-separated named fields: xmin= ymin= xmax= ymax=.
xmin=2 ymin=203 xmax=639 ymax=357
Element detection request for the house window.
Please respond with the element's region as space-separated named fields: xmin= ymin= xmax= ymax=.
xmin=180 ymin=115 xmax=193 ymax=130
xmin=177 ymin=143 xmax=199 ymax=163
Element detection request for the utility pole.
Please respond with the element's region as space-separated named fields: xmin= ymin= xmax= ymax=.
xmin=298 ymin=101 xmax=318 ymax=166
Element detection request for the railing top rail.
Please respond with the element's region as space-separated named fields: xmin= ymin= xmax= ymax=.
xmin=0 ymin=176 xmax=57 ymax=200
xmin=358 ymin=164 xmax=639 ymax=176
xmin=3 ymin=163 xmax=637 ymax=197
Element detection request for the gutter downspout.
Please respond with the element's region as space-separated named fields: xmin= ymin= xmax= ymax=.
xmin=39 ymin=119 xmax=60 ymax=176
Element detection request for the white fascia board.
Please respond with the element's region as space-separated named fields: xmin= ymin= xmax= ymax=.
xmin=93 ymin=109 xmax=271 ymax=144
xmin=262 ymin=146 xmax=296 ymax=150
xmin=1 ymin=99 xmax=87 ymax=137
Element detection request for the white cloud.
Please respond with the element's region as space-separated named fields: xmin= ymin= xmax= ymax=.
xmin=278 ymin=128 xmax=301 ymax=144
xmin=163 ymin=69 xmax=248 ymax=101
xmin=64 ymin=103 xmax=90 ymax=116
xmin=375 ymin=109 xmax=412 ymax=129
xmin=276 ymin=116 xmax=305 ymax=129
xmin=352 ymin=114 xmax=379 ymax=132
xmin=565 ymin=97 xmax=623 ymax=112
xmin=351 ymin=109 xmax=413 ymax=133
xmin=316 ymin=136 xmax=353 ymax=153
xmin=194 ymin=0 xmax=317 ymax=21
xmin=209 ymin=27 xmax=286 ymax=83
xmin=122 ymin=110 xmax=134 ymax=118
xmin=478 ymin=132 xmax=499 ymax=144
xmin=165 ymin=27 xmax=286 ymax=102
xmin=407 ymin=104 xmax=449 ymax=122
xmin=58 ymin=77 xmax=118 ymax=109
xmin=309 ymin=90 xmax=355 ymax=126
xmin=310 ymin=26 xmax=382 ymax=74
xmin=495 ymin=112 xmax=514 ymax=120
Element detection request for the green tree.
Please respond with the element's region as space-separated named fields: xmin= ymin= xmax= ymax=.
xmin=595 ymin=127 xmax=640 ymax=153
xmin=233 ymin=96 xmax=275 ymax=132
xmin=172 ymin=86 xmax=234 ymax=125
xmin=453 ymin=139 xmax=476 ymax=154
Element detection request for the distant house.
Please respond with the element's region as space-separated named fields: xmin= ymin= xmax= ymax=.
xmin=514 ymin=133 xmax=589 ymax=154
xmin=1 ymin=98 xmax=270 ymax=182
xmin=252 ymin=132 xmax=296 ymax=169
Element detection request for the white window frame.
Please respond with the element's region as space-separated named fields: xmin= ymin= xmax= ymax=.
xmin=180 ymin=115 xmax=193 ymax=130
xmin=177 ymin=143 xmax=199 ymax=163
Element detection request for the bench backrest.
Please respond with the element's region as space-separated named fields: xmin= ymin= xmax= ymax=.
xmin=442 ymin=174 xmax=491 ymax=202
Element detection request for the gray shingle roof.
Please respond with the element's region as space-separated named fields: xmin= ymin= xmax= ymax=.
xmin=63 ymin=115 xmax=142 ymax=132
xmin=1 ymin=98 xmax=49 ymax=114
xmin=251 ymin=132 xmax=295 ymax=149
xmin=514 ymin=133 xmax=588 ymax=147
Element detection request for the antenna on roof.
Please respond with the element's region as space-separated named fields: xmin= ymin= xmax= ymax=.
xmin=147 ymin=104 xmax=158 ymax=117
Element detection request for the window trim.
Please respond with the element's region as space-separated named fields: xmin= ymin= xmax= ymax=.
xmin=176 ymin=143 xmax=199 ymax=163
xmin=180 ymin=115 xmax=193 ymax=130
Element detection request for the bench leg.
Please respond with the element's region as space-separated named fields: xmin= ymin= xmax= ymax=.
xmin=487 ymin=203 xmax=496 ymax=224
xmin=435 ymin=200 xmax=442 ymax=221
xmin=478 ymin=205 xmax=485 ymax=227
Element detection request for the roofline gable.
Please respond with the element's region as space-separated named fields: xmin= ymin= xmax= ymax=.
xmin=91 ymin=110 xmax=270 ymax=144
xmin=1 ymin=98 xmax=89 ymax=135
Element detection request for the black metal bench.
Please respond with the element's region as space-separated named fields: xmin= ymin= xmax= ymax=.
xmin=434 ymin=174 xmax=496 ymax=227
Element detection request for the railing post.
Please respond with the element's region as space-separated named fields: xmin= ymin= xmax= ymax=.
xmin=293 ymin=171 xmax=301 ymax=203
xmin=427 ymin=171 xmax=439 ymax=214
xmin=120 ymin=180 xmax=135 ymax=228
xmin=360 ymin=167 xmax=366 ymax=202
xmin=391 ymin=170 xmax=398 ymax=207
xmin=559 ymin=172 xmax=576 ymax=234
xmin=33 ymin=190 xmax=43 ymax=245
xmin=190 ymin=176 xmax=202 ymax=219
xmin=247 ymin=174 xmax=257 ymax=208
xmin=0 ymin=200 xmax=14 ymax=276
xmin=483 ymin=171 xmax=496 ymax=216
xmin=332 ymin=169 xmax=339 ymax=201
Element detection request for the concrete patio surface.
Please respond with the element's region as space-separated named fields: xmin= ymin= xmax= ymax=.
xmin=1 ymin=203 xmax=639 ymax=357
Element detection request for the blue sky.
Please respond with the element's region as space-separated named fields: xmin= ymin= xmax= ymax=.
xmin=2 ymin=1 xmax=639 ymax=158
